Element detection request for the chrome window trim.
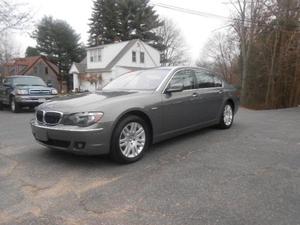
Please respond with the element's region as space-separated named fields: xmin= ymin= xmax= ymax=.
xmin=156 ymin=67 xmax=225 ymax=94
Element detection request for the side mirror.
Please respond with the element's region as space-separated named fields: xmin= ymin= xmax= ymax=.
xmin=165 ymin=83 xmax=184 ymax=93
xmin=3 ymin=80 xmax=10 ymax=87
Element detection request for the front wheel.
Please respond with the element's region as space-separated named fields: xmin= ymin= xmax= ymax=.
xmin=110 ymin=115 xmax=150 ymax=163
xmin=10 ymin=96 xmax=21 ymax=113
xmin=218 ymin=103 xmax=234 ymax=129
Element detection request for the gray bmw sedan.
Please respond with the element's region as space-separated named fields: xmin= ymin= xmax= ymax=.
xmin=31 ymin=67 xmax=239 ymax=163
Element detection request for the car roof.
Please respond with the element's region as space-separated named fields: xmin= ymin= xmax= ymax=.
xmin=154 ymin=66 xmax=217 ymax=74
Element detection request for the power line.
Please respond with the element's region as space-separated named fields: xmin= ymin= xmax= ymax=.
xmin=153 ymin=2 xmax=229 ymax=20
xmin=152 ymin=2 xmax=300 ymax=31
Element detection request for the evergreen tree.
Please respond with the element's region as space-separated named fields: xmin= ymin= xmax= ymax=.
xmin=25 ymin=46 xmax=40 ymax=57
xmin=33 ymin=16 xmax=86 ymax=91
xmin=88 ymin=0 xmax=162 ymax=48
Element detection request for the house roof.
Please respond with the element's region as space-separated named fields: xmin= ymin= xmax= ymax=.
xmin=2 ymin=56 xmax=59 ymax=75
xmin=105 ymin=39 xmax=138 ymax=70
xmin=74 ymin=62 xmax=87 ymax=73
xmin=71 ymin=39 xmax=152 ymax=74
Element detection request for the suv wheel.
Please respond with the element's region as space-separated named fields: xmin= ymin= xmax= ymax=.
xmin=110 ymin=115 xmax=150 ymax=163
xmin=10 ymin=96 xmax=21 ymax=113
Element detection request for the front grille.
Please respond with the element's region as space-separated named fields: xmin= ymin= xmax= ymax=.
xmin=44 ymin=112 xmax=62 ymax=125
xmin=30 ymin=89 xmax=51 ymax=95
xmin=39 ymin=139 xmax=70 ymax=148
xmin=36 ymin=110 xmax=44 ymax=123
xmin=36 ymin=110 xmax=62 ymax=125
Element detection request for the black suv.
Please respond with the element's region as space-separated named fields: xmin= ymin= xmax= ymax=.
xmin=0 ymin=75 xmax=58 ymax=113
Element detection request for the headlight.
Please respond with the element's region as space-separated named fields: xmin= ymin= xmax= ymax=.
xmin=51 ymin=89 xmax=58 ymax=95
xmin=63 ymin=112 xmax=103 ymax=127
xmin=16 ymin=89 xmax=29 ymax=95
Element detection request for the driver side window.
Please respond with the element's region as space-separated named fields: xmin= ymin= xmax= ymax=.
xmin=169 ymin=70 xmax=196 ymax=90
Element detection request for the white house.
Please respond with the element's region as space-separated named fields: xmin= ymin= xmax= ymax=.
xmin=69 ymin=39 xmax=161 ymax=92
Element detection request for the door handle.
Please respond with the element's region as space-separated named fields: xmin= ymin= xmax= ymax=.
xmin=192 ymin=93 xmax=198 ymax=97
xmin=218 ymin=90 xmax=224 ymax=94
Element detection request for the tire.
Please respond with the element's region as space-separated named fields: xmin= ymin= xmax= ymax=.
xmin=110 ymin=115 xmax=150 ymax=163
xmin=10 ymin=96 xmax=21 ymax=113
xmin=218 ymin=102 xmax=234 ymax=129
xmin=0 ymin=101 xmax=3 ymax=110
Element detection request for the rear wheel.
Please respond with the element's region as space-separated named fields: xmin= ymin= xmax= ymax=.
xmin=110 ymin=115 xmax=150 ymax=163
xmin=0 ymin=101 xmax=3 ymax=110
xmin=10 ymin=96 xmax=21 ymax=113
xmin=218 ymin=102 xmax=234 ymax=129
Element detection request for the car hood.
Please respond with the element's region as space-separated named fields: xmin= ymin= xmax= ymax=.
xmin=39 ymin=91 xmax=151 ymax=113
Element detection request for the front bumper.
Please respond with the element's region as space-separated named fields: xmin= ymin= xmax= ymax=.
xmin=30 ymin=120 xmax=111 ymax=155
xmin=16 ymin=95 xmax=56 ymax=105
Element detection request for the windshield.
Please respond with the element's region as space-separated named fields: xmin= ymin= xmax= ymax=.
xmin=103 ymin=69 xmax=171 ymax=91
xmin=13 ymin=77 xmax=46 ymax=86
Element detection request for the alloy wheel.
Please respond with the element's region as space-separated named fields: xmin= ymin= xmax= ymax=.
xmin=119 ymin=122 xmax=146 ymax=158
xmin=223 ymin=105 xmax=233 ymax=126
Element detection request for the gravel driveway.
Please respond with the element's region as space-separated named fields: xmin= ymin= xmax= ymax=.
xmin=0 ymin=107 xmax=299 ymax=225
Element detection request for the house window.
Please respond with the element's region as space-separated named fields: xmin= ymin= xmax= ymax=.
xmin=140 ymin=52 xmax=145 ymax=63
xmin=90 ymin=49 xmax=102 ymax=63
xmin=45 ymin=67 xmax=48 ymax=74
xmin=132 ymin=51 xmax=136 ymax=62
xmin=97 ymin=49 xmax=102 ymax=62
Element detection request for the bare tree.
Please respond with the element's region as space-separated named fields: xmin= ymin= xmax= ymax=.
xmin=0 ymin=32 xmax=20 ymax=64
xmin=197 ymin=31 xmax=240 ymax=84
xmin=230 ymin=0 xmax=267 ymax=102
xmin=0 ymin=0 xmax=31 ymax=34
xmin=156 ymin=18 xmax=190 ymax=66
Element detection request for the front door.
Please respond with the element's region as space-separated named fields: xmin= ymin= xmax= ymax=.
xmin=161 ymin=69 xmax=199 ymax=133
xmin=0 ymin=78 xmax=13 ymax=104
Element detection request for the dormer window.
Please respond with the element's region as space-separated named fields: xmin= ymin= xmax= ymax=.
xmin=132 ymin=51 xmax=136 ymax=62
xmin=90 ymin=48 xmax=102 ymax=63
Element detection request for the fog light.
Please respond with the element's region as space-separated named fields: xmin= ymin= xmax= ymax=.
xmin=74 ymin=142 xmax=85 ymax=149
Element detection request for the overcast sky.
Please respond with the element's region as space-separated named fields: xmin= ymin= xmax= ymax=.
xmin=15 ymin=0 xmax=231 ymax=63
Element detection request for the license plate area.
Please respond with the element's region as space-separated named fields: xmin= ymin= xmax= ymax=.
xmin=38 ymin=98 xmax=46 ymax=103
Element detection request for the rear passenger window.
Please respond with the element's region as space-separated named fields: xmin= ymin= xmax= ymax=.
xmin=195 ymin=70 xmax=215 ymax=88
xmin=169 ymin=70 xmax=196 ymax=90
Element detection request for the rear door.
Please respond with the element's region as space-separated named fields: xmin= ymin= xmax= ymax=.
xmin=194 ymin=69 xmax=224 ymax=122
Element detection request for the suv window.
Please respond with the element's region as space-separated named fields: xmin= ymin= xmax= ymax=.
xmin=195 ymin=70 xmax=215 ymax=88
xmin=169 ymin=70 xmax=196 ymax=91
